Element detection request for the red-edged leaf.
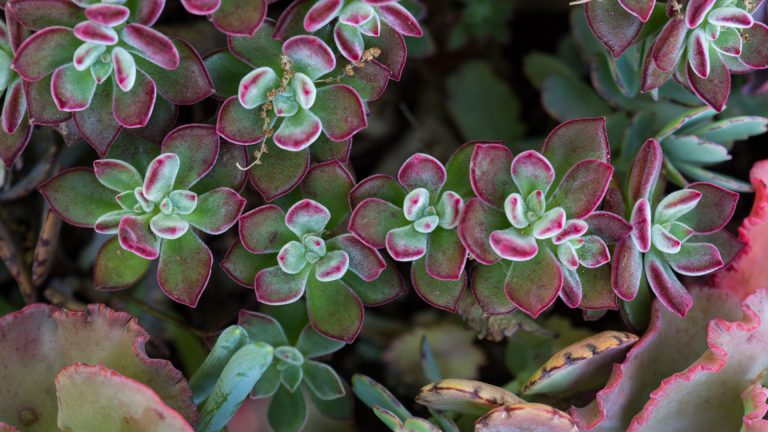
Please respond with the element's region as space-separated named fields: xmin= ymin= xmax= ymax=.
xmin=211 ymin=0 xmax=267 ymax=37
xmin=283 ymin=35 xmax=336 ymax=80
xmin=55 ymin=364 xmax=194 ymax=431
xmin=247 ymin=146 xmax=309 ymax=201
xmin=505 ymin=248 xmax=563 ymax=318
xmin=628 ymin=139 xmax=662 ymax=204
xmin=471 ymin=262 xmax=516 ymax=315
xmin=510 ymin=150 xmax=555 ymax=197
xmin=469 ymin=143 xmax=514 ymax=207
xmin=181 ymin=0 xmax=220 ymax=14
xmin=398 ymin=152 xmax=447 ymax=195
xmin=315 ymin=250 xmax=349 ymax=281
xmin=385 ymin=225 xmax=428 ymax=261
xmin=707 ymin=6 xmax=754 ymax=28
xmin=630 ymin=199 xmax=652 ymax=253
xmin=51 ymin=64 xmax=96 ymax=112
xmin=186 ymin=187 xmax=246 ymax=234
xmin=239 ymin=205 xmax=293 ymax=254
xmin=550 ymin=160 xmax=613 ymax=219
xmin=136 ymin=39 xmax=214 ymax=105
xmin=740 ymin=22 xmax=768 ymax=69
xmin=273 ymin=109 xmax=323 ymax=151
xmin=216 ymin=96 xmax=262 ymax=144
xmin=350 ymin=174 xmax=406 ymax=207
xmin=0 ymin=116 xmax=31 ymax=168
xmin=686 ymin=0 xmax=717 ymax=28
xmin=377 ymin=2 xmax=422 ymax=37
xmin=365 ymin=22 xmax=406 ymax=80
xmin=584 ymin=211 xmax=632 ymax=244
xmin=220 ymin=241 xmax=273 ymax=287
xmin=303 ymin=0 xmax=343 ymax=32
xmin=94 ymin=236 xmax=151 ymax=290
xmin=122 ymin=24 xmax=180 ymax=70
xmin=585 ymin=0 xmax=643 ymax=57
xmin=1 ymin=79 xmax=26 ymax=135
xmin=255 ymin=266 xmax=309 ymax=304
xmin=425 ymin=228 xmax=467 ymax=280
xmin=677 ymin=182 xmax=738 ymax=234
xmin=112 ymin=46 xmax=137 ymax=92
xmin=143 ymin=153 xmax=179 ymax=202
xmin=24 ymin=76 xmax=71 ymax=125
xmin=306 ymin=277 xmax=363 ymax=342
xmin=129 ymin=0 xmax=164 ymax=26
xmin=645 ymin=251 xmax=693 ymax=316
xmin=619 ymin=0 xmax=655 ymax=22
xmin=665 ymin=242 xmax=723 ymax=275
xmin=313 ymin=84 xmax=367 ymax=141
xmin=489 ymin=228 xmax=538 ymax=261
xmin=651 ymin=19 xmax=687 ymax=72
xmin=457 ymin=197 xmax=507 ymax=265
xmin=327 ymin=233 xmax=385 ymax=281
xmin=348 ymin=197 xmax=407 ymax=248
xmin=161 ymin=124 xmax=220 ymax=189
xmin=73 ymin=85 xmax=122 ymax=156
xmin=579 ymin=235 xmax=611 ymax=268
xmin=39 ymin=167 xmax=120 ymax=227
xmin=612 ymin=237 xmax=643 ymax=300
xmin=542 ymin=118 xmax=610 ymax=184
xmin=411 ymin=258 xmax=466 ymax=312
xmin=477 ymin=404 xmax=579 ymax=432
xmin=560 ymin=266 xmax=582 ymax=307
xmin=86 ymin=3 xmax=131 ymax=26
xmin=158 ymin=230 xmax=213 ymax=307
xmin=640 ymin=46 xmax=675 ymax=91
xmin=118 ymin=214 xmax=161 ymax=260
xmin=93 ymin=158 xmax=142 ymax=192
xmin=285 ymin=198 xmax=331 ymax=236
xmin=6 ymin=0 xmax=83 ymax=29
xmin=73 ymin=21 xmax=118 ymax=45
xmin=687 ymin=29 xmax=710 ymax=78
xmin=334 ymin=23 xmax=364 ymax=62
xmin=112 ymin=70 xmax=156 ymax=128
xmin=688 ymin=49 xmax=731 ymax=111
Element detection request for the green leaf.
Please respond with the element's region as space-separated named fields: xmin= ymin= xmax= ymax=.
xmin=302 ymin=360 xmax=345 ymax=400
xmin=280 ymin=363 xmax=304 ymax=392
xmin=197 ymin=342 xmax=274 ymax=432
xmin=420 ymin=336 xmax=442 ymax=383
xmin=541 ymin=74 xmax=610 ymax=121
xmin=296 ymin=325 xmax=346 ymax=358
xmin=301 ymin=161 xmax=354 ymax=229
xmin=523 ymin=52 xmax=578 ymax=89
xmin=251 ymin=363 xmax=281 ymax=399
xmin=157 ymin=230 xmax=212 ymax=307
xmin=306 ymin=277 xmax=363 ymax=343
xmin=352 ymin=374 xmax=411 ymax=421
xmin=40 ymin=168 xmax=120 ymax=227
xmin=93 ymin=236 xmax=151 ymax=290
xmin=268 ymin=385 xmax=308 ymax=432
xmin=447 ymin=61 xmax=524 ymax=143
xmin=189 ymin=325 xmax=250 ymax=404
xmin=238 ymin=310 xmax=290 ymax=346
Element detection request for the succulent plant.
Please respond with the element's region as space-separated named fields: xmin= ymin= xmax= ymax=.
xmin=39 ymin=125 xmax=245 ymax=306
xmin=189 ymin=303 xmax=349 ymax=432
xmin=8 ymin=0 xmax=213 ymax=154
xmin=180 ymin=0 xmax=269 ymax=36
xmin=458 ymin=118 xmax=626 ymax=317
xmin=298 ymin=0 xmax=423 ymax=62
xmin=353 ymin=374 xmax=445 ymax=432
xmin=611 ymin=137 xmax=740 ymax=316
xmin=205 ymin=20 xmax=388 ymax=199
xmin=583 ymin=0 xmax=768 ymax=110
xmin=0 ymin=16 xmax=32 ymax=169
xmin=0 ymin=303 xmax=197 ymax=431
xmin=349 ymin=150 xmax=471 ymax=312
xmin=221 ymin=160 xmax=405 ymax=342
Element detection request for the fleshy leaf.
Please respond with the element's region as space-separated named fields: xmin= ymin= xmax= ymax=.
xmin=143 ymin=153 xmax=180 ymax=203
xmin=470 ymin=143 xmax=514 ymax=207
xmin=283 ymin=35 xmax=336 ymax=80
xmin=55 ymin=364 xmax=194 ymax=431
xmin=239 ymin=205 xmax=294 ymax=254
xmin=386 ymin=225 xmax=428 ymax=261
xmin=511 ymin=150 xmax=555 ymax=197
xmin=584 ymin=0 xmax=643 ymax=57
xmin=645 ymin=251 xmax=693 ymax=316
xmin=121 ymin=23 xmax=179 ymax=70
xmin=0 ymin=303 xmax=198 ymax=430
xmin=40 ymin=168 xmax=120 ymax=227
xmin=398 ymin=153 xmax=447 ymax=195
xmin=12 ymin=27 xmax=80 ymax=81
xmin=255 ymin=266 xmax=310 ymax=305
xmin=51 ymin=64 xmax=96 ymax=112
xmin=505 ymin=248 xmax=563 ymax=318
xmin=238 ymin=66 xmax=278 ymax=109
xmin=349 ymin=197 xmax=408 ymax=248
xmin=313 ymin=84 xmax=367 ymax=141
xmin=476 ymin=403 xmax=578 ymax=432
xmin=171 ymin=187 xmax=234 ymax=233
xmin=665 ymin=242 xmax=723 ymax=276
xmin=550 ymin=160 xmax=613 ymax=219
xmin=306 ymin=276 xmax=364 ymax=342
xmin=677 ymin=182 xmax=738 ymax=234
xmin=541 ymin=118 xmax=610 ymax=185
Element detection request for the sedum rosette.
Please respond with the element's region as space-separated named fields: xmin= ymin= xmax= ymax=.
xmin=299 ymin=0 xmax=423 ymax=62
xmin=458 ymin=119 xmax=625 ymax=317
xmin=39 ymin=125 xmax=245 ymax=306
xmin=583 ymin=0 xmax=768 ymax=110
xmin=611 ymin=138 xmax=740 ymax=316
xmin=349 ymin=150 xmax=471 ymax=312
xmin=8 ymin=0 xmax=213 ymax=154
xmin=221 ymin=161 xmax=405 ymax=342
